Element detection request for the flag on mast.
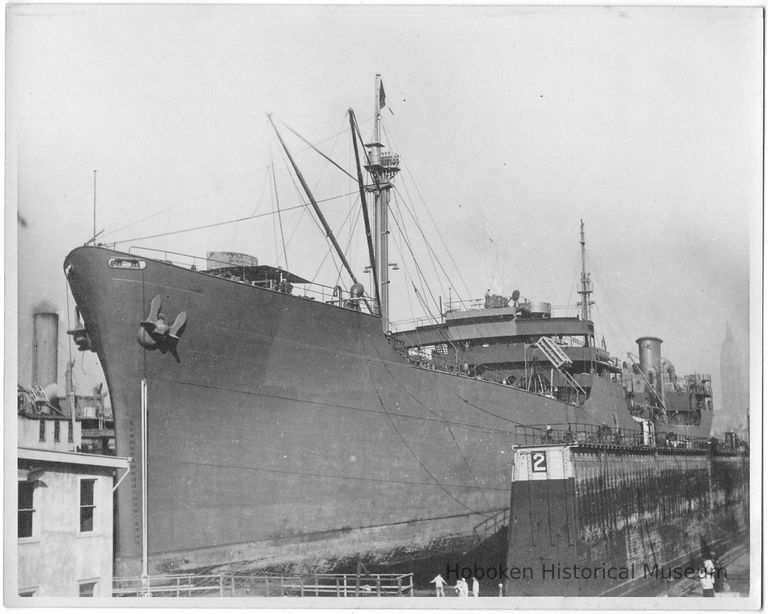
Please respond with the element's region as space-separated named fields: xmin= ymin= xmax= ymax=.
xmin=378 ymin=80 xmax=386 ymax=110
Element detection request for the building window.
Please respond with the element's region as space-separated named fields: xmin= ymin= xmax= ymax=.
xmin=78 ymin=580 xmax=98 ymax=597
xmin=54 ymin=420 xmax=60 ymax=442
xmin=18 ymin=482 xmax=35 ymax=538
xmin=38 ymin=421 xmax=45 ymax=442
xmin=79 ymin=479 xmax=96 ymax=532
xmin=67 ymin=420 xmax=73 ymax=443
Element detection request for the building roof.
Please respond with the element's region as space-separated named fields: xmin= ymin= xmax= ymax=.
xmin=18 ymin=447 xmax=130 ymax=470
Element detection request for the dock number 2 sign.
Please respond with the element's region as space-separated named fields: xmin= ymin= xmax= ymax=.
xmin=531 ymin=451 xmax=547 ymax=472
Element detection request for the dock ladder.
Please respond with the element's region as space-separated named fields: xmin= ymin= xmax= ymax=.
xmin=472 ymin=508 xmax=510 ymax=543
xmin=535 ymin=337 xmax=587 ymax=397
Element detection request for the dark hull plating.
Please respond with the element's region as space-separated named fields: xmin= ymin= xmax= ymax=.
xmin=64 ymin=246 xmax=709 ymax=575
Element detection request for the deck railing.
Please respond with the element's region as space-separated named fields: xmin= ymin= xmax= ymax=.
xmin=445 ymin=296 xmax=578 ymax=317
xmin=113 ymin=572 xmax=414 ymax=598
xmin=513 ymin=422 xmax=727 ymax=452
xmin=125 ymin=245 xmax=375 ymax=314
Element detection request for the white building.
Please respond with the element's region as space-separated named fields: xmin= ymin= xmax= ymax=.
xmin=16 ymin=409 xmax=130 ymax=598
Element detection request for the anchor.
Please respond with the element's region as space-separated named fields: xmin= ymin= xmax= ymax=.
xmin=66 ymin=306 xmax=94 ymax=352
xmin=138 ymin=294 xmax=187 ymax=359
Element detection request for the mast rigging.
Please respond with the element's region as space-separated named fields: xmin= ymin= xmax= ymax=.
xmin=269 ymin=153 xmax=289 ymax=270
xmin=277 ymin=117 xmax=358 ymax=183
xmin=267 ymin=113 xmax=361 ymax=287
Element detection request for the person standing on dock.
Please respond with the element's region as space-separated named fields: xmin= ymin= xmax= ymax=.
xmin=429 ymin=574 xmax=446 ymax=597
xmin=713 ymin=558 xmax=728 ymax=593
xmin=698 ymin=568 xmax=715 ymax=597
xmin=455 ymin=578 xmax=468 ymax=597
xmin=471 ymin=576 xmax=479 ymax=597
xmin=703 ymin=557 xmax=715 ymax=577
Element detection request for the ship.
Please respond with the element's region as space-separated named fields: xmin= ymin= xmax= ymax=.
xmin=63 ymin=76 xmax=713 ymax=577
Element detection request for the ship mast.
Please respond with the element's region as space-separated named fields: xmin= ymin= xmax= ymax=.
xmin=364 ymin=74 xmax=400 ymax=332
xmin=577 ymin=219 xmax=593 ymax=322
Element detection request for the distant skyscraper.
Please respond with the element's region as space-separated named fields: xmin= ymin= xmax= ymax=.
xmin=718 ymin=323 xmax=748 ymax=435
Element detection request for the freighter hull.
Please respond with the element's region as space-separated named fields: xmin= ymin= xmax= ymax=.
xmin=65 ymin=246 xmax=672 ymax=576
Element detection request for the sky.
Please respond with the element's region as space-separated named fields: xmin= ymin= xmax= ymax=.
xmin=7 ymin=5 xmax=761 ymax=427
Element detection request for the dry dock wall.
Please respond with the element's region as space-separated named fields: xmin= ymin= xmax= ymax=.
xmin=505 ymin=444 xmax=748 ymax=596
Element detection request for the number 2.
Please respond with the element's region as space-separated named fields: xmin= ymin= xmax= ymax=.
xmin=531 ymin=451 xmax=547 ymax=472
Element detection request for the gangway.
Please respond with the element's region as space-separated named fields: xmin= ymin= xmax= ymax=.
xmin=535 ymin=337 xmax=587 ymax=397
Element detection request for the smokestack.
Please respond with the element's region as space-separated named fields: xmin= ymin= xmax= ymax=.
xmin=33 ymin=312 xmax=59 ymax=387
xmin=636 ymin=336 xmax=663 ymax=395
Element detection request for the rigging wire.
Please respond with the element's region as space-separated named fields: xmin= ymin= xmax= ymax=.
xmin=111 ymin=193 xmax=356 ymax=245
xmin=387 ymin=226 xmax=419 ymax=326
xmin=279 ymin=142 xmax=325 ymax=241
xmin=305 ymin=113 xmax=351 ymax=196
xmin=272 ymin=121 xmax=359 ymax=287
xmin=411 ymin=284 xmax=438 ymax=324
xmin=238 ymin=164 xmax=272 ymax=252
xmin=101 ymin=124 xmax=353 ymax=243
xmin=270 ymin=152 xmax=289 ymax=270
xmin=281 ymin=174 xmax=313 ymax=256
xmin=388 ymin=196 xmax=477 ymax=366
xmin=388 ymin=198 xmax=598 ymax=398
xmin=589 ymin=251 xmax=636 ymax=355
xmin=393 ymin=184 xmax=467 ymax=309
xmin=270 ymin=112 xmax=360 ymax=287
xmin=386 ymin=191 xmax=437 ymax=312
xmin=389 ymin=190 xmax=444 ymax=316
xmin=386 ymin=191 xmax=474 ymax=357
xmin=309 ymin=196 xmax=360 ymax=287
xmin=269 ymin=165 xmax=280 ymax=266
xmin=275 ymin=115 xmax=357 ymax=183
xmin=334 ymin=204 xmax=363 ymax=291
xmin=382 ymin=123 xmax=472 ymax=300
xmin=388 ymin=191 xmax=432 ymax=308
